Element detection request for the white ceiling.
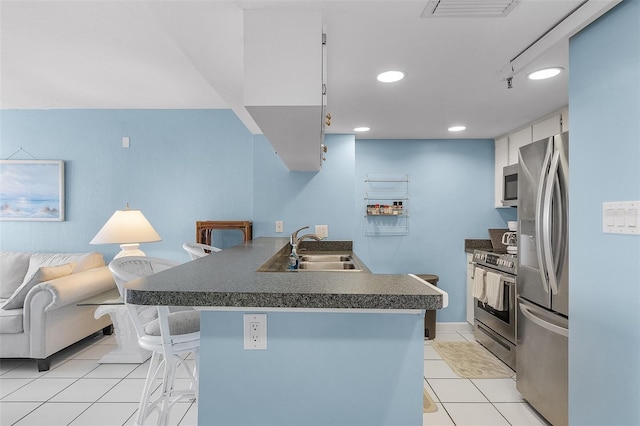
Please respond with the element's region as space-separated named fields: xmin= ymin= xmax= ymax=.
xmin=0 ymin=0 xmax=619 ymax=141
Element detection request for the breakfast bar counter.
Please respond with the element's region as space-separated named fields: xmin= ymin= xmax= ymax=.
xmin=124 ymin=237 xmax=446 ymax=426
xmin=125 ymin=237 xmax=444 ymax=310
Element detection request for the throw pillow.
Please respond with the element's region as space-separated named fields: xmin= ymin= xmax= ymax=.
xmin=73 ymin=252 xmax=105 ymax=273
xmin=21 ymin=253 xmax=89 ymax=286
xmin=1 ymin=262 xmax=76 ymax=310
xmin=0 ymin=252 xmax=32 ymax=299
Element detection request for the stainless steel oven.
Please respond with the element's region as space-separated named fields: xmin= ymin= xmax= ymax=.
xmin=472 ymin=250 xmax=517 ymax=370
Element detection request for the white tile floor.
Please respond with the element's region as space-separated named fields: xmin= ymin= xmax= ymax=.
xmin=423 ymin=330 xmax=550 ymax=426
xmin=0 ymin=330 xmax=550 ymax=425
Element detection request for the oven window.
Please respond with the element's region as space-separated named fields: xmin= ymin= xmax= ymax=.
xmin=476 ymin=291 xmax=510 ymax=323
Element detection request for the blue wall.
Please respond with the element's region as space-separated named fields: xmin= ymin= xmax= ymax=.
xmin=199 ymin=310 xmax=424 ymax=425
xmin=353 ymin=139 xmax=512 ymax=322
xmin=569 ymin=1 xmax=640 ymax=424
xmin=1 ymin=110 xmax=511 ymax=323
xmin=252 ymin=133 xmax=356 ymax=240
xmin=251 ymin=136 xmax=510 ymax=322
xmin=0 ymin=110 xmax=254 ymax=262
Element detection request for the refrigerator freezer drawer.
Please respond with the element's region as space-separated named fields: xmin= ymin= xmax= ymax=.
xmin=516 ymin=298 xmax=568 ymax=426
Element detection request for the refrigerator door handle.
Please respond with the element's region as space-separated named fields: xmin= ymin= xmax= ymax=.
xmin=535 ymin=139 xmax=553 ymax=294
xmin=542 ymin=149 xmax=561 ymax=295
xmin=520 ymin=303 xmax=569 ymax=338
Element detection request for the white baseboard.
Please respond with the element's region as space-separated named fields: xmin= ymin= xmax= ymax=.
xmin=436 ymin=322 xmax=473 ymax=333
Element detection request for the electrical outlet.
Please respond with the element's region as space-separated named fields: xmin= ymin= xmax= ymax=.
xmin=275 ymin=221 xmax=284 ymax=233
xmin=315 ymin=225 xmax=328 ymax=238
xmin=250 ymin=322 xmax=260 ymax=342
xmin=244 ymin=313 xmax=267 ymax=350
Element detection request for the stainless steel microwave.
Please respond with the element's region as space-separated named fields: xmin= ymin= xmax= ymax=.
xmin=502 ymin=164 xmax=518 ymax=207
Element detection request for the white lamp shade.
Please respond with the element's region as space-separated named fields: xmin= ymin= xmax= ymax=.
xmin=90 ymin=209 xmax=161 ymax=245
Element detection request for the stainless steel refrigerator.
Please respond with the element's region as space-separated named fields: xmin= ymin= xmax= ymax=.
xmin=516 ymin=131 xmax=569 ymax=426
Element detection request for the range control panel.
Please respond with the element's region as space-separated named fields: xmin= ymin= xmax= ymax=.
xmin=473 ymin=250 xmax=517 ymax=275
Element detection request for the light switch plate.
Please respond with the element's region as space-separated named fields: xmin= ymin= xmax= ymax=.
xmin=603 ymin=201 xmax=640 ymax=235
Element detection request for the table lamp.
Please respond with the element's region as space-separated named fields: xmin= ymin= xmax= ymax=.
xmin=90 ymin=205 xmax=161 ymax=258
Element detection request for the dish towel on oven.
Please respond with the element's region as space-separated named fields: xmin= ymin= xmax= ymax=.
xmin=473 ymin=267 xmax=486 ymax=303
xmin=485 ymin=271 xmax=504 ymax=311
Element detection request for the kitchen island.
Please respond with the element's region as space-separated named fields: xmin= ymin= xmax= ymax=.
xmin=125 ymin=237 xmax=446 ymax=425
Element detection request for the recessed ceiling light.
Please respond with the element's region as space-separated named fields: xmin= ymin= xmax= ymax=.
xmin=448 ymin=125 xmax=466 ymax=132
xmin=354 ymin=127 xmax=371 ymax=132
xmin=376 ymin=71 xmax=405 ymax=83
xmin=527 ymin=67 xmax=564 ymax=80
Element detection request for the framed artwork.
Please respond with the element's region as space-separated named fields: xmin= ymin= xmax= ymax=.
xmin=0 ymin=160 xmax=65 ymax=221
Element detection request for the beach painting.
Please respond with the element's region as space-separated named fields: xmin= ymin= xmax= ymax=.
xmin=0 ymin=160 xmax=65 ymax=221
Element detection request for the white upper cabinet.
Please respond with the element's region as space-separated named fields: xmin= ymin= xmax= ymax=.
xmin=508 ymin=127 xmax=533 ymax=165
xmin=244 ymin=10 xmax=325 ymax=172
xmin=561 ymin=107 xmax=569 ymax=133
xmin=532 ymin=114 xmax=562 ymax=141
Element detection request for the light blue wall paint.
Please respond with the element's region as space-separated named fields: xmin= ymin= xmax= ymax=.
xmin=0 ymin=109 xmax=254 ymax=262
xmin=569 ymin=2 xmax=640 ymax=424
xmin=354 ymin=139 xmax=511 ymax=322
xmin=252 ymin=133 xmax=356 ymax=240
xmin=2 ymin=110 xmax=511 ymax=324
xmin=198 ymin=310 xmax=424 ymax=425
xmin=252 ymin=136 xmax=511 ymax=323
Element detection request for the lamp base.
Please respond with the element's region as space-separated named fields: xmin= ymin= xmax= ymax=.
xmin=114 ymin=243 xmax=147 ymax=259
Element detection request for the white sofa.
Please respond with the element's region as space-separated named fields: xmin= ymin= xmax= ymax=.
xmin=0 ymin=251 xmax=116 ymax=371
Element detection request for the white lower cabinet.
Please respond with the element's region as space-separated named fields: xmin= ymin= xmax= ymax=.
xmin=466 ymin=253 xmax=475 ymax=326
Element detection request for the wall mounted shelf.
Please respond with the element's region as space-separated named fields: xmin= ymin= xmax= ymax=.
xmin=364 ymin=174 xmax=409 ymax=236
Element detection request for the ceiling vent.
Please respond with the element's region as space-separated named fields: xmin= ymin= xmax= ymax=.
xmin=421 ymin=0 xmax=519 ymax=18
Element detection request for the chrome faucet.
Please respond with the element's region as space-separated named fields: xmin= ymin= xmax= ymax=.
xmin=290 ymin=226 xmax=309 ymax=246
xmin=290 ymin=226 xmax=324 ymax=257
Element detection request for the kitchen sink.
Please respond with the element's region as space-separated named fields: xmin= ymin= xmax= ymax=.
xmin=298 ymin=261 xmax=360 ymax=271
xmin=257 ymin=248 xmax=364 ymax=272
xmin=299 ymin=254 xmax=352 ymax=262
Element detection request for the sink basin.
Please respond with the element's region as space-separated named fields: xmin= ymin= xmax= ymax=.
xmin=256 ymin=246 xmax=365 ymax=272
xmin=299 ymin=254 xmax=352 ymax=262
xmin=298 ymin=261 xmax=360 ymax=271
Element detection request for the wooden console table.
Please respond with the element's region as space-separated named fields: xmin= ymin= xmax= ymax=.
xmin=196 ymin=220 xmax=253 ymax=245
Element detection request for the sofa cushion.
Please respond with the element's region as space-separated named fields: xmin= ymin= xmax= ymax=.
xmin=0 ymin=252 xmax=32 ymax=299
xmin=1 ymin=262 xmax=76 ymax=310
xmin=21 ymin=253 xmax=99 ymax=285
xmin=0 ymin=304 xmax=24 ymax=333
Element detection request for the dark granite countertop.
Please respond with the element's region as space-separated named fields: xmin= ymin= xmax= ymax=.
xmin=124 ymin=237 xmax=444 ymax=310
xmin=464 ymin=239 xmax=493 ymax=253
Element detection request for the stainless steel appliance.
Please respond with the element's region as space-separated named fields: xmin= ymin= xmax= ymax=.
xmin=516 ymin=131 xmax=569 ymax=426
xmin=472 ymin=250 xmax=517 ymax=370
xmin=502 ymin=163 xmax=518 ymax=207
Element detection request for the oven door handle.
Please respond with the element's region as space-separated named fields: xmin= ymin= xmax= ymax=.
xmin=473 ymin=265 xmax=516 ymax=284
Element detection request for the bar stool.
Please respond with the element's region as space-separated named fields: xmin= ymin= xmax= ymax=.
xmin=182 ymin=242 xmax=221 ymax=260
xmin=109 ymin=256 xmax=200 ymax=426
xmin=416 ymin=274 xmax=439 ymax=340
